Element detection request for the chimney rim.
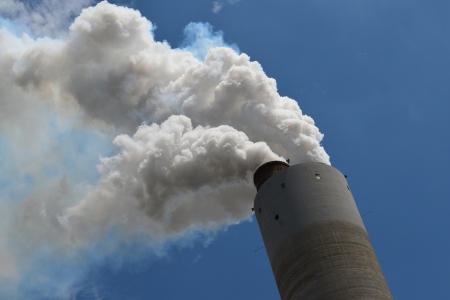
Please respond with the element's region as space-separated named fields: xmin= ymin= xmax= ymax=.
xmin=253 ymin=160 xmax=290 ymax=191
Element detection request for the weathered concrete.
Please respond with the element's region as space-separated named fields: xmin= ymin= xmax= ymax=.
xmin=253 ymin=162 xmax=392 ymax=300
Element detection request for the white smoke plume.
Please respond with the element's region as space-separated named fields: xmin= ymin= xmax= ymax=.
xmin=0 ymin=1 xmax=329 ymax=298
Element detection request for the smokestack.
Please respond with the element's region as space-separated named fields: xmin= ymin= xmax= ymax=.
xmin=253 ymin=161 xmax=392 ymax=300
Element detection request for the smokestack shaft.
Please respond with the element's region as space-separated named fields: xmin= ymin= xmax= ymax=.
xmin=254 ymin=162 xmax=392 ymax=300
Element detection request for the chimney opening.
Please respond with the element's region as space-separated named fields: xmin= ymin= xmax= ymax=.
xmin=253 ymin=161 xmax=290 ymax=191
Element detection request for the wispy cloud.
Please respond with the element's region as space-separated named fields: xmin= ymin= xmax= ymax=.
xmin=212 ymin=0 xmax=241 ymax=13
xmin=180 ymin=22 xmax=239 ymax=60
xmin=0 ymin=0 xmax=93 ymax=37
xmin=212 ymin=1 xmax=223 ymax=13
xmin=193 ymin=253 xmax=203 ymax=263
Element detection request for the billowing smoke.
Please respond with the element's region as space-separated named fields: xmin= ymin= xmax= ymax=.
xmin=0 ymin=1 xmax=329 ymax=298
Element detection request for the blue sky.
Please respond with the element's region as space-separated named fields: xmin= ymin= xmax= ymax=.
xmin=1 ymin=0 xmax=450 ymax=299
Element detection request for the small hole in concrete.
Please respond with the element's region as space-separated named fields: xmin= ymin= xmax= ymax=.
xmin=259 ymin=208 xmax=261 ymax=214
xmin=281 ymin=183 xmax=285 ymax=188
xmin=315 ymin=174 xmax=321 ymax=179
xmin=275 ymin=214 xmax=279 ymax=221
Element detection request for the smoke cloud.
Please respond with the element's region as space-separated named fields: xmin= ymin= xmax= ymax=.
xmin=0 ymin=1 xmax=329 ymax=298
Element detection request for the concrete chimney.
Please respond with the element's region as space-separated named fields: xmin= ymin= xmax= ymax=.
xmin=253 ymin=162 xmax=392 ymax=300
